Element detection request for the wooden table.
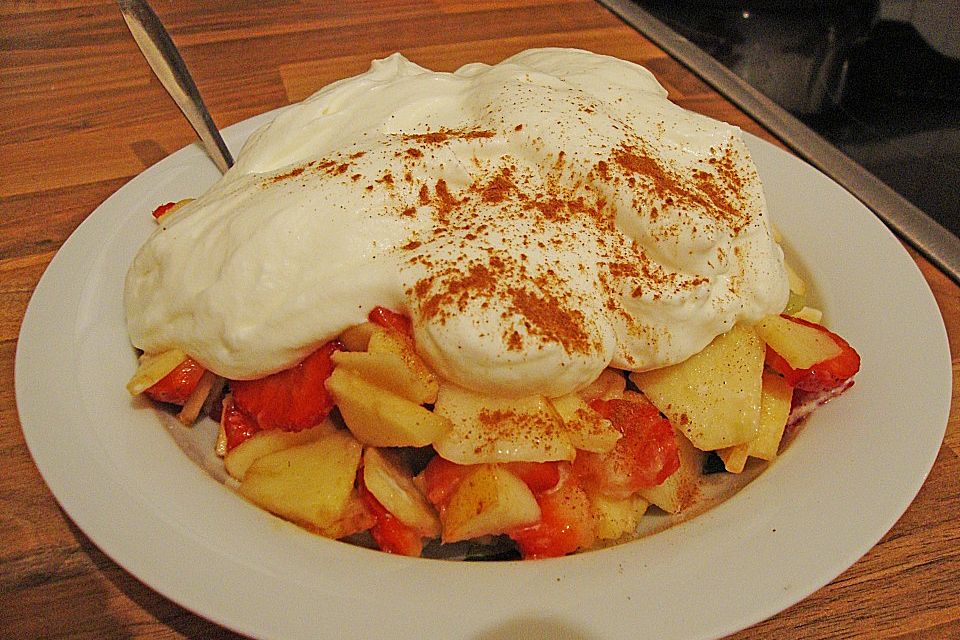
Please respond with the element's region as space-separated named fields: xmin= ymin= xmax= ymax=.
xmin=2 ymin=1 xmax=957 ymax=638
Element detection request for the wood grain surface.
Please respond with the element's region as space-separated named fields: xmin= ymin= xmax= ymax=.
xmin=2 ymin=1 xmax=957 ymax=638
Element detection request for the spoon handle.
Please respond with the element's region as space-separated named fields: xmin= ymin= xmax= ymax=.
xmin=118 ymin=0 xmax=234 ymax=173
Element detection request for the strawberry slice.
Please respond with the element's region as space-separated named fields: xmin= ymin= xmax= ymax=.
xmin=504 ymin=461 xmax=562 ymax=494
xmin=220 ymin=394 xmax=260 ymax=451
xmin=358 ymin=476 xmax=423 ymax=557
xmin=368 ymin=306 xmax=413 ymax=338
xmin=508 ymin=475 xmax=598 ymax=559
xmin=144 ymin=356 xmax=206 ymax=405
xmin=421 ymin=456 xmax=475 ymax=511
xmin=151 ymin=201 xmax=178 ymax=220
xmin=574 ymin=395 xmax=680 ymax=498
xmin=151 ymin=199 xmax=193 ymax=221
xmin=230 ymin=340 xmax=342 ymax=431
xmin=765 ymin=317 xmax=860 ymax=392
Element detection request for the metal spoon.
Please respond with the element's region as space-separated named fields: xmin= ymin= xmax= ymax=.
xmin=118 ymin=0 xmax=234 ymax=173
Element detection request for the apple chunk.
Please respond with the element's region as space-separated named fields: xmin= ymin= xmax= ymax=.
xmin=338 ymin=321 xmax=378 ymax=352
xmin=548 ymin=393 xmax=621 ymax=453
xmin=334 ymin=322 xmax=439 ymax=405
xmin=326 ymin=368 xmax=452 ymax=447
xmin=441 ymin=464 xmax=541 ymax=543
xmin=718 ymin=371 xmax=794 ymax=472
xmin=224 ymin=423 xmax=333 ymax=481
xmin=126 ymin=348 xmax=188 ymax=395
xmin=755 ymin=314 xmax=841 ymax=369
xmin=716 ymin=440 xmax=749 ymax=474
xmin=749 ymin=371 xmax=793 ymax=460
xmin=576 ymin=368 xmax=627 ymax=402
xmin=331 ymin=349 xmax=437 ymax=405
xmin=637 ymin=429 xmax=704 ymax=514
xmin=631 ymin=324 xmax=764 ymax=451
xmin=367 ymin=328 xmax=438 ymax=396
xmin=363 ymin=448 xmax=440 ymax=537
xmin=592 ymin=493 xmax=649 ymax=541
xmin=238 ymin=430 xmax=364 ymax=535
xmin=432 ymin=384 xmax=576 ymax=464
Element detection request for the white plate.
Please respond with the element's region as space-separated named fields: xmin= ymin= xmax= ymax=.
xmin=16 ymin=110 xmax=950 ymax=640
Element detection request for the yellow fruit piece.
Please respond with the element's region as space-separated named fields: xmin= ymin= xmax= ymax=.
xmin=593 ymin=494 xmax=649 ymax=541
xmin=785 ymin=261 xmax=806 ymax=296
xmin=215 ymin=421 xmax=228 ymax=458
xmin=748 ymin=371 xmax=793 ymax=461
xmin=576 ymin=368 xmax=627 ymax=402
xmin=631 ymin=324 xmax=764 ymax=451
xmin=338 ymin=322 xmax=378 ymax=352
xmin=238 ymin=430 xmax=363 ymax=534
xmin=637 ymin=429 xmax=705 ymax=514
xmin=363 ymin=448 xmax=440 ymax=537
xmin=367 ymin=328 xmax=438 ymax=394
xmin=224 ymin=423 xmax=334 ymax=481
xmin=791 ymin=306 xmax=823 ymax=324
xmin=326 ymin=368 xmax=451 ymax=447
xmin=331 ymin=349 xmax=438 ymax=405
xmin=718 ymin=443 xmax=749 ymax=474
xmin=718 ymin=371 xmax=794 ymax=471
xmin=548 ymin=394 xmax=621 ymax=453
xmin=432 ymin=383 xmax=575 ymax=464
xmin=441 ymin=464 xmax=540 ymax=543
xmin=313 ymin=493 xmax=375 ymax=540
xmin=126 ymin=348 xmax=187 ymax=395
xmin=755 ymin=314 xmax=841 ymax=369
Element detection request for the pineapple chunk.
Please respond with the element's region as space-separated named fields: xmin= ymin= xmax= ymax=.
xmin=238 ymin=430 xmax=364 ymax=534
xmin=331 ymin=349 xmax=438 ymax=405
xmin=631 ymin=324 xmax=765 ymax=451
xmin=224 ymin=423 xmax=334 ymax=481
xmin=334 ymin=322 xmax=438 ymax=404
xmin=548 ymin=394 xmax=621 ymax=453
xmin=593 ymin=494 xmax=650 ymax=541
xmin=441 ymin=464 xmax=541 ymax=543
xmin=637 ymin=429 xmax=705 ymax=514
xmin=126 ymin=349 xmax=188 ymax=395
xmin=432 ymin=383 xmax=576 ymax=464
xmin=326 ymin=368 xmax=452 ymax=447
xmin=363 ymin=448 xmax=440 ymax=537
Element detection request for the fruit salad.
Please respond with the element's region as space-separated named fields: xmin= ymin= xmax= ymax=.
xmin=124 ymin=49 xmax=860 ymax=559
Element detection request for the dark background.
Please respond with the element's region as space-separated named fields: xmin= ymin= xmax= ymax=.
xmin=635 ymin=0 xmax=960 ymax=237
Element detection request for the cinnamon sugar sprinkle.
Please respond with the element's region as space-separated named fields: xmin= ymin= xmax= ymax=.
xmin=469 ymin=406 xmax=565 ymax=456
xmin=612 ymin=143 xmax=751 ymax=234
xmin=264 ymin=122 xmax=757 ymax=358
xmin=401 ymin=128 xmax=496 ymax=145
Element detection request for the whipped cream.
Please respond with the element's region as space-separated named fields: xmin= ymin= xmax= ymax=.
xmin=124 ymin=48 xmax=789 ymax=397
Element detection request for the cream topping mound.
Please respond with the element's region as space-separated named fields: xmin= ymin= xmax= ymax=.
xmin=124 ymin=48 xmax=789 ymax=397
